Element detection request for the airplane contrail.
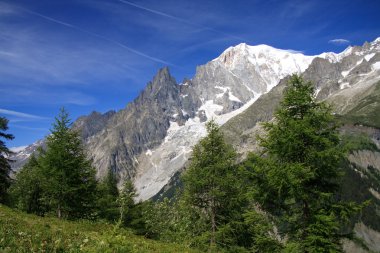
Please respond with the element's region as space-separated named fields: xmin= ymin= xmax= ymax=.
xmin=0 ymin=108 xmax=48 ymax=120
xmin=118 ymin=0 xmax=245 ymax=41
xmin=20 ymin=7 xmax=174 ymax=66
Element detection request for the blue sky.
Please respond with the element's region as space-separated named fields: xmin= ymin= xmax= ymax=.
xmin=0 ymin=0 xmax=379 ymax=147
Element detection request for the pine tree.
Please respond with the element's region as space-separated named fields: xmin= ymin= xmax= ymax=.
xmin=246 ymin=75 xmax=356 ymax=252
xmin=40 ymin=108 xmax=97 ymax=219
xmin=0 ymin=116 xmax=14 ymax=204
xmin=182 ymin=120 xmax=242 ymax=249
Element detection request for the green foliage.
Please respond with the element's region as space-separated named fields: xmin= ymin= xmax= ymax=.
xmin=117 ymin=179 xmax=137 ymax=226
xmin=182 ymin=120 xmax=247 ymax=250
xmin=244 ymin=75 xmax=360 ymax=252
xmin=243 ymin=209 xmax=283 ymax=252
xmin=39 ymin=108 xmax=97 ymax=219
xmin=10 ymin=108 xmax=97 ymax=220
xmin=95 ymin=169 xmax=119 ymax=222
xmin=0 ymin=116 xmax=14 ymax=204
xmin=143 ymin=196 xmax=208 ymax=246
xmin=8 ymin=154 xmax=47 ymax=215
xmin=0 ymin=204 xmax=200 ymax=252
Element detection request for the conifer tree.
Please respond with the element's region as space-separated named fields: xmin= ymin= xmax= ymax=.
xmin=117 ymin=179 xmax=137 ymax=226
xmin=40 ymin=108 xmax=97 ymax=219
xmin=0 ymin=116 xmax=14 ymax=204
xmin=246 ymin=75 xmax=357 ymax=252
xmin=9 ymin=154 xmax=47 ymax=215
xmin=96 ymin=168 xmax=119 ymax=221
xmin=182 ymin=120 xmax=242 ymax=249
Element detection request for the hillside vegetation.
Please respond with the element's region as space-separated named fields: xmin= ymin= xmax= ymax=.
xmin=339 ymin=81 xmax=380 ymax=129
xmin=0 ymin=204 xmax=198 ymax=253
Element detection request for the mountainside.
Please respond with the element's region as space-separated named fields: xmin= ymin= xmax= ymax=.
xmin=11 ymin=38 xmax=380 ymax=204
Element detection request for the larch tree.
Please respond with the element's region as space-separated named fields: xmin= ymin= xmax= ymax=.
xmin=40 ymin=108 xmax=97 ymax=219
xmin=246 ymin=75 xmax=358 ymax=252
xmin=182 ymin=120 xmax=243 ymax=249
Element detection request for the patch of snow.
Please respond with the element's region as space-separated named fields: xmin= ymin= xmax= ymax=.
xmin=10 ymin=146 xmax=27 ymax=153
xmin=215 ymin=85 xmax=228 ymax=98
xmin=340 ymin=82 xmax=350 ymax=89
xmin=180 ymin=94 xmax=188 ymax=98
xmin=215 ymin=85 xmax=228 ymax=93
xmin=372 ymin=62 xmax=380 ymax=70
xmin=164 ymin=121 xmax=182 ymax=143
xmin=181 ymin=109 xmax=188 ymax=116
xmin=319 ymin=52 xmax=339 ymax=63
xmin=365 ymin=53 xmax=375 ymax=61
xmin=342 ymin=70 xmax=350 ymax=78
xmin=145 ymin=149 xmax=152 ymax=156
xmin=228 ymin=90 xmax=242 ymax=103
xmin=172 ymin=113 xmax=178 ymax=118
xmin=198 ymin=100 xmax=223 ymax=119
xmin=341 ymin=59 xmax=364 ymax=78
xmin=214 ymin=86 xmax=242 ymax=102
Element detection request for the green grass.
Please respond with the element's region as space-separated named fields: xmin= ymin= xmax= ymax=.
xmin=0 ymin=204 xmax=200 ymax=253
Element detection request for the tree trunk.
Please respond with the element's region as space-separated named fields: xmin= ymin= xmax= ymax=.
xmin=210 ymin=198 xmax=216 ymax=249
xmin=57 ymin=203 xmax=62 ymax=219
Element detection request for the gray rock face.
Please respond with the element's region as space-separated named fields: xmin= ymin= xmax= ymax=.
xmin=85 ymin=67 xmax=188 ymax=179
xmin=73 ymin=110 xmax=116 ymax=140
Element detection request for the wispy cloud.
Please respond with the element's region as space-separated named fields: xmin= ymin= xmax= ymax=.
xmin=117 ymin=0 xmax=244 ymax=41
xmin=328 ymin=38 xmax=350 ymax=45
xmin=0 ymin=108 xmax=48 ymax=120
xmin=11 ymin=125 xmax=48 ymax=132
xmin=0 ymin=2 xmax=17 ymax=15
xmin=19 ymin=6 xmax=174 ymax=66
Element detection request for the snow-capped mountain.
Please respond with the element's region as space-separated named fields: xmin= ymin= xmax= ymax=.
xmin=11 ymin=38 xmax=380 ymax=202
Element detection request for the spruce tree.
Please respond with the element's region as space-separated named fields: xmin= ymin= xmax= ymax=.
xmin=40 ymin=108 xmax=97 ymax=219
xmin=0 ymin=116 xmax=14 ymax=204
xmin=182 ymin=120 xmax=242 ymax=249
xmin=246 ymin=75 xmax=355 ymax=252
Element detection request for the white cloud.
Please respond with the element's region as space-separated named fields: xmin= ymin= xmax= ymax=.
xmin=117 ymin=0 xmax=244 ymax=41
xmin=328 ymin=39 xmax=350 ymax=45
xmin=0 ymin=108 xmax=48 ymax=120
